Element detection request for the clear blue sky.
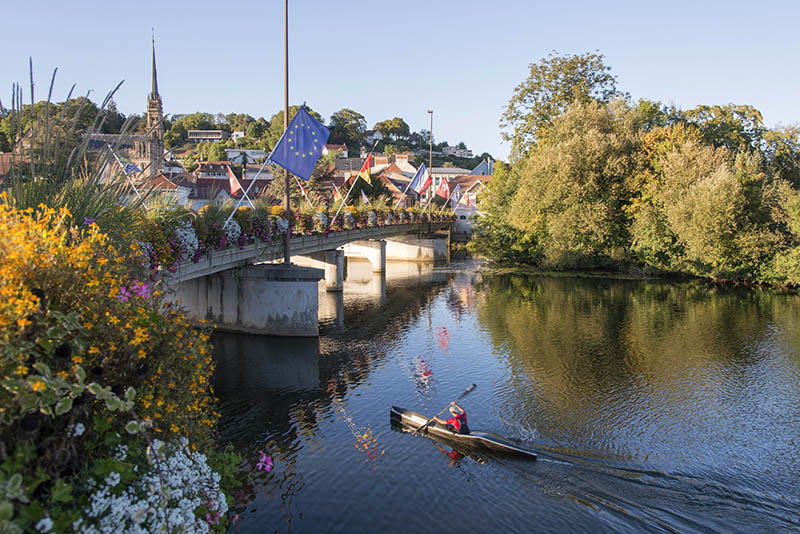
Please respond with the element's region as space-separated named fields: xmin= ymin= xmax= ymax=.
xmin=4 ymin=0 xmax=799 ymax=161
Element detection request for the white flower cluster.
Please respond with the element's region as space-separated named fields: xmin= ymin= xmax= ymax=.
xmin=314 ymin=211 xmax=329 ymax=228
xmin=386 ymin=213 xmax=393 ymax=224
xmin=114 ymin=443 xmax=129 ymax=461
xmin=367 ymin=211 xmax=377 ymax=226
xmin=35 ymin=517 xmax=53 ymax=532
xmin=275 ymin=217 xmax=289 ymax=234
xmin=74 ymin=438 xmax=228 ymax=534
xmin=223 ymin=218 xmax=242 ymax=244
xmin=343 ymin=212 xmax=355 ymax=227
xmin=174 ymin=220 xmax=199 ymax=262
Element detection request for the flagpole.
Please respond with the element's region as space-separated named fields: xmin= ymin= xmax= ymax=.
xmin=295 ymin=176 xmax=315 ymax=208
xmin=282 ymin=0 xmax=291 ymax=263
xmin=108 ymin=144 xmax=149 ymax=211
xmin=329 ymin=176 xmax=359 ymax=229
xmin=393 ymin=166 xmax=419 ymax=210
xmin=227 ymin=165 xmax=256 ymax=209
xmin=223 ymin=158 xmax=269 ymax=227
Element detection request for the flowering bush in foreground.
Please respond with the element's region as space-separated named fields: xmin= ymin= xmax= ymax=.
xmin=0 ymin=198 xmax=243 ymax=533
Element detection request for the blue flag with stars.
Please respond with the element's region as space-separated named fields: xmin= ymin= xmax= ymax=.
xmin=269 ymin=106 xmax=330 ymax=181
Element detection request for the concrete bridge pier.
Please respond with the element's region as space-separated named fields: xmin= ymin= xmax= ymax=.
xmin=294 ymin=249 xmax=345 ymax=292
xmin=318 ymin=291 xmax=345 ymax=330
xmin=385 ymin=233 xmax=450 ymax=262
xmin=171 ymin=263 xmax=324 ymax=337
xmin=342 ymin=239 xmax=386 ymax=273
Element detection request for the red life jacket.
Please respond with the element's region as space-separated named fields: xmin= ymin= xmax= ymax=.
xmin=445 ymin=411 xmax=469 ymax=434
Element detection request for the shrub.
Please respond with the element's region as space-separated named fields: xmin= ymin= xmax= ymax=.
xmin=0 ymin=198 xmax=231 ymax=532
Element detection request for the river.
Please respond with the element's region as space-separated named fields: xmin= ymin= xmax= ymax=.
xmin=213 ymin=258 xmax=800 ymax=533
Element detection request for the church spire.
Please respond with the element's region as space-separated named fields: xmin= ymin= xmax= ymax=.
xmin=150 ymin=31 xmax=159 ymax=99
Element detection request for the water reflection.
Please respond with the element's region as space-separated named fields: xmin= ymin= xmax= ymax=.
xmin=477 ymin=275 xmax=800 ymax=484
xmin=214 ymin=263 xmax=800 ymax=533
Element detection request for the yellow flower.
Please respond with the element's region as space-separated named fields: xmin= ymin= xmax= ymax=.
xmin=15 ymin=365 xmax=28 ymax=376
xmin=88 ymin=346 xmax=100 ymax=355
xmin=30 ymin=380 xmax=46 ymax=392
xmin=72 ymin=356 xmax=83 ymax=364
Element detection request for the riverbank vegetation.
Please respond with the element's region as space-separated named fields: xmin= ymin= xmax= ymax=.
xmin=470 ymin=51 xmax=800 ymax=286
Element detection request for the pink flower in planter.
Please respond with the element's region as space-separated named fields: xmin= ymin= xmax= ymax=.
xmin=256 ymin=450 xmax=273 ymax=472
xmin=205 ymin=511 xmax=220 ymax=525
xmin=131 ymin=281 xmax=151 ymax=298
xmin=117 ymin=286 xmax=132 ymax=302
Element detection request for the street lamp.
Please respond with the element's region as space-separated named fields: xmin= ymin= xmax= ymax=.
xmin=427 ymin=109 xmax=433 ymax=201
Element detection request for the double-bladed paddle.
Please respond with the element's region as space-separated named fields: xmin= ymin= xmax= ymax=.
xmin=416 ymin=383 xmax=477 ymax=433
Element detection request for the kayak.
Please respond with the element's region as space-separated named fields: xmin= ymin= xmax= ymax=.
xmin=390 ymin=406 xmax=537 ymax=460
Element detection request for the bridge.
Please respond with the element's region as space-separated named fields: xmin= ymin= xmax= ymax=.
xmin=166 ymin=222 xmax=453 ymax=337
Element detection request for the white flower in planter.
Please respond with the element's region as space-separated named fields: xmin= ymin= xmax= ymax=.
xmin=174 ymin=220 xmax=199 ymax=262
xmin=223 ymin=218 xmax=242 ymax=244
xmin=275 ymin=217 xmax=289 ymax=234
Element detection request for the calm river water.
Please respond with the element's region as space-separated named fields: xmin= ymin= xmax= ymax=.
xmin=213 ymin=259 xmax=800 ymax=533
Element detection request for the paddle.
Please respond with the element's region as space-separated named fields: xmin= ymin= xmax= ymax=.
xmin=416 ymin=383 xmax=477 ymax=433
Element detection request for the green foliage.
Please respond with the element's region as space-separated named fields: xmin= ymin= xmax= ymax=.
xmin=374 ymin=117 xmax=410 ymax=140
xmin=198 ymin=141 xmax=226 ymax=162
xmin=329 ymin=108 xmax=366 ymax=149
xmin=501 ymin=50 xmax=621 ymax=160
xmin=508 ymin=100 xmax=641 ymax=269
xmin=469 ymin=162 xmax=543 ymax=263
xmin=2 ymin=75 xmax=148 ymax=245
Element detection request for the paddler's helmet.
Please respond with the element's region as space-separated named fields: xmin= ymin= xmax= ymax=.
xmin=449 ymin=406 xmax=459 ymax=415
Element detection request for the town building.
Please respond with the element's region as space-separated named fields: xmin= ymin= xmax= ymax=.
xmin=442 ymin=146 xmax=473 ymax=158
xmin=323 ymin=144 xmax=348 ymax=158
xmin=225 ymin=148 xmax=266 ymax=164
xmin=187 ymin=130 xmax=231 ymax=143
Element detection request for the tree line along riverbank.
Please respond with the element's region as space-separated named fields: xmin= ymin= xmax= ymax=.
xmin=469 ymin=52 xmax=800 ymax=289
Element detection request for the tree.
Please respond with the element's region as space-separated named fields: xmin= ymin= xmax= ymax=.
xmin=374 ymin=117 xmax=410 ymax=141
xmin=507 ymin=99 xmax=641 ymax=269
xmin=329 ymin=108 xmax=366 ymax=149
xmin=469 ymin=162 xmax=541 ymax=262
xmin=164 ymin=122 xmax=187 ymax=149
xmin=198 ymin=141 xmax=226 ymax=162
xmin=684 ymin=104 xmax=765 ymax=153
xmin=101 ymin=98 xmax=126 ymax=134
xmin=501 ymin=50 xmax=621 ymax=161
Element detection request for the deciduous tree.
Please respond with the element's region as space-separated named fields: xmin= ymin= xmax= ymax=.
xmin=501 ymin=51 xmax=620 ymax=161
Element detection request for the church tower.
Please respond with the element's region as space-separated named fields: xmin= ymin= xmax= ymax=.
xmin=146 ymin=36 xmax=165 ymax=177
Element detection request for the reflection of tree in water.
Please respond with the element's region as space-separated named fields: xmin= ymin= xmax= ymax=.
xmin=474 ymin=272 xmax=800 ymax=453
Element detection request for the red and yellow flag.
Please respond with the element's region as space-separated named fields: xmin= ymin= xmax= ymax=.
xmin=358 ymin=154 xmax=372 ymax=185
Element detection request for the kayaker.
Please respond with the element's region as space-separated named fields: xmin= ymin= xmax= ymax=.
xmin=433 ymin=402 xmax=470 ymax=434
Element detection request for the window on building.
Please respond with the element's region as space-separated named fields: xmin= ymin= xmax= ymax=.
xmin=460 ymin=215 xmax=466 ymax=219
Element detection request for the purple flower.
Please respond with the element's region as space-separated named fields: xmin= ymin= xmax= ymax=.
xmin=205 ymin=511 xmax=220 ymax=525
xmin=83 ymin=217 xmax=95 ymax=226
xmin=131 ymin=281 xmax=151 ymax=298
xmin=117 ymin=286 xmax=132 ymax=302
xmin=256 ymin=450 xmax=273 ymax=472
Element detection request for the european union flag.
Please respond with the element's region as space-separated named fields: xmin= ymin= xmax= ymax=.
xmin=269 ymin=106 xmax=330 ymax=181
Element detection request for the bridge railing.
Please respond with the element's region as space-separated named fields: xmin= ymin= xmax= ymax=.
xmin=169 ymin=222 xmax=451 ymax=283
